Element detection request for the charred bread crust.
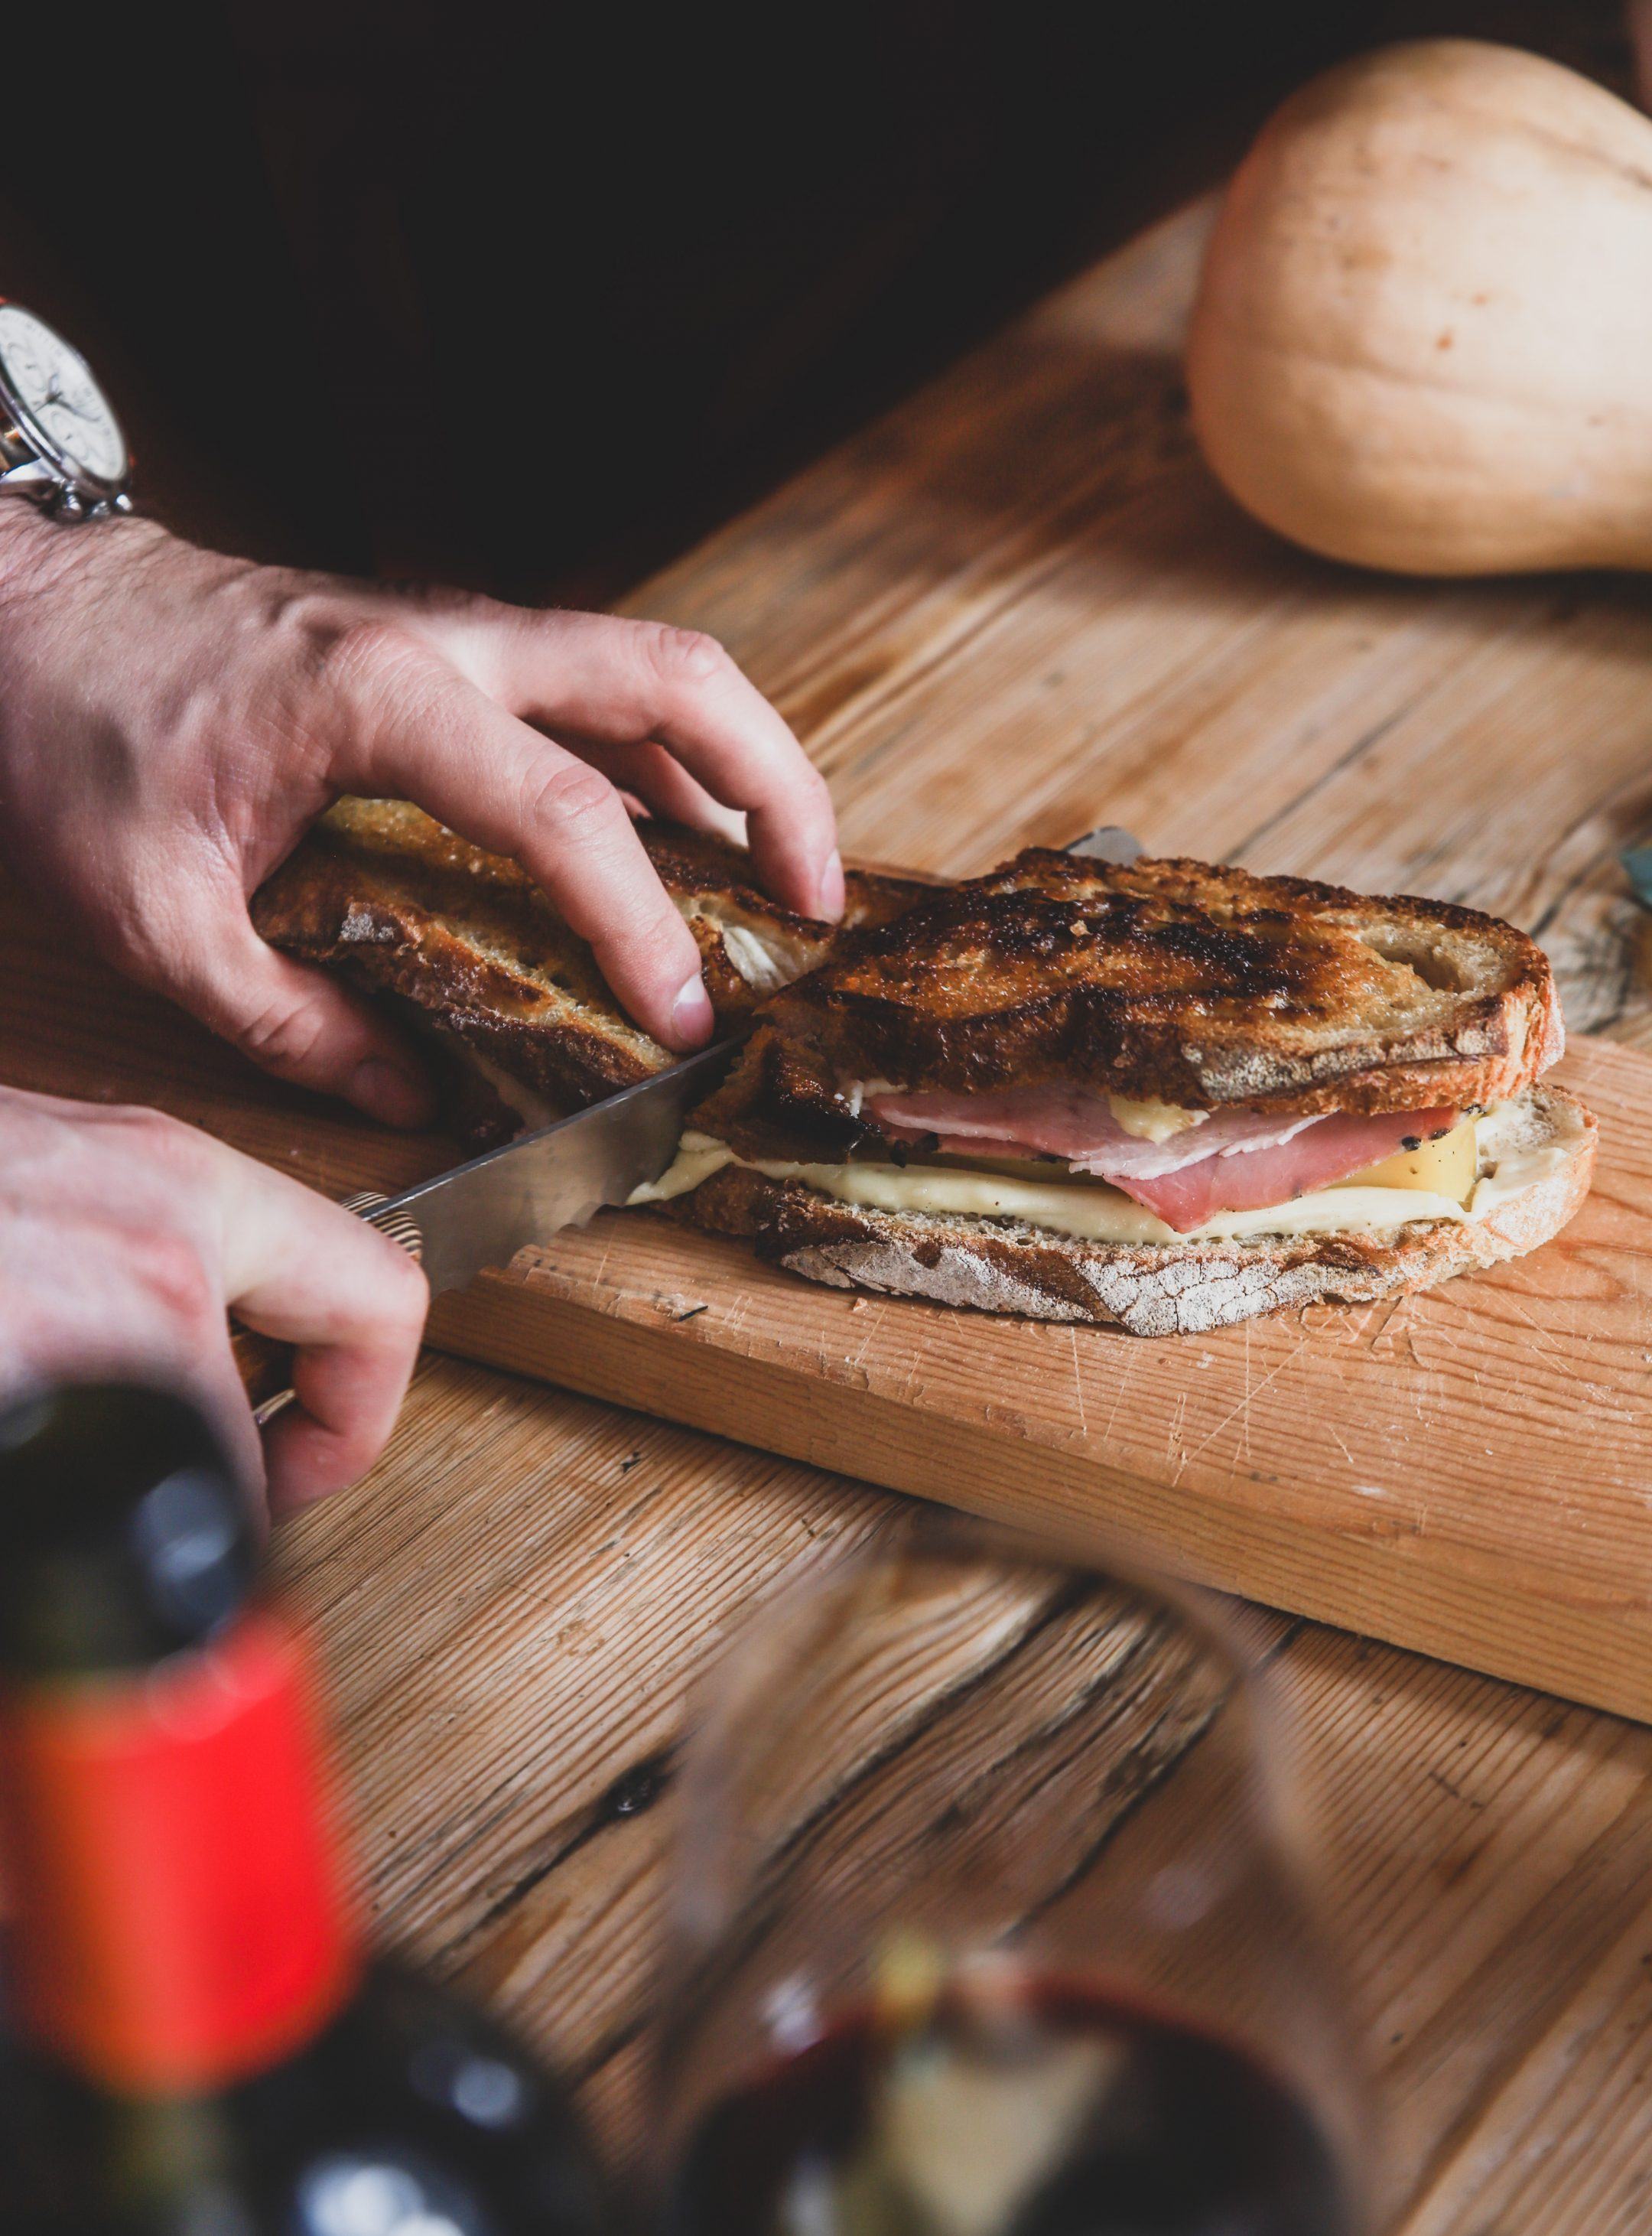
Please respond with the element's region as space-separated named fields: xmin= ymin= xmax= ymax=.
xmin=252 ymin=831 xmax=664 ymax=1111
xmin=252 ymin=798 xmax=925 ymax=1115
xmin=718 ymin=851 xmax=1562 ymax=1139
xmin=668 ymin=1085 xmax=1596 ymax=1338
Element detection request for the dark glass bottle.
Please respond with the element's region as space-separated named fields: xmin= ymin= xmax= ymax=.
xmin=0 ymin=1382 xmax=602 ymax=2236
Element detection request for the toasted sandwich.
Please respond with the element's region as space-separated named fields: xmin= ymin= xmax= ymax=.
xmin=640 ymin=852 xmax=1596 ymax=1336
xmin=252 ymin=798 xmax=923 ymax=1143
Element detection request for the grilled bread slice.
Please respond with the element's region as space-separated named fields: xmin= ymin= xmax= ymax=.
xmin=252 ymin=797 xmax=923 ymax=1138
xmin=690 ymin=851 xmax=1563 ymax=1161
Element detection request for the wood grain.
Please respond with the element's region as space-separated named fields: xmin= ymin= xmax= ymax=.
xmin=626 ymin=205 xmax=1652 ymax=1053
xmin=7 ymin=188 xmax=1652 ymax=2228
xmin=268 ymin=1359 xmax=1652 ymax=2233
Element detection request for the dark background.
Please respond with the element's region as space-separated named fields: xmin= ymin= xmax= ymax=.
xmin=0 ymin=2 xmax=1631 ymax=603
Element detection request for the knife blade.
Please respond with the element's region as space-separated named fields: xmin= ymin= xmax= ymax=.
xmin=1065 ymin=825 xmax=1144 ymax=864
xmin=235 ymin=824 xmax=1146 ymax=1408
xmin=234 ymin=1038 xmax=734 ymax=1414
xmin=355 ymin=1035 xmax=735 ymax=1297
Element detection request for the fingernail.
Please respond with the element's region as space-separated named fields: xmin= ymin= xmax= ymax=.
xmin=671 ymin=972 xmax=716 ymax=1049
xmin=352 ymin=1058 xmax=434 ymax=1128
xmin=818 ymin=848 xmax=846 ymax=919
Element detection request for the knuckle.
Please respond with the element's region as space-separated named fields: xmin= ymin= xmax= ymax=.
xmin=523 ymin=756 xmax=624 ymax=844
xmin=128 ymin=1227 xmax=218 ymax=1331
xmin=104 ymin=1102 xmax=209 ymax=1171
xmin=797 ymin=755 xmax=832 ymax=807
xmin=234 ymin=993 xmax=331 ymax=1077
xmin=641 ymin=622 xmax=730 ymax=692
xmin=311 ymin=617 xmax=435 ymax=711
xmin=618 ymin=905 xmax=701 ymax=991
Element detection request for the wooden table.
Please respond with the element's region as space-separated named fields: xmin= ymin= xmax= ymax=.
xmin=15 ymin=198 xmax=1652 ymax=2231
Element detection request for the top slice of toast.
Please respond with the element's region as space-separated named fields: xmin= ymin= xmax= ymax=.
xmin=252 ymin=798 xmax=923 ymax=1130
xmin=691 ymin=850 xmax=1563 ymax=1154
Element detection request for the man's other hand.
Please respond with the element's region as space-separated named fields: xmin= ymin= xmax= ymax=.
xmin=0 ymin=1085 xmax=428 ymax=1510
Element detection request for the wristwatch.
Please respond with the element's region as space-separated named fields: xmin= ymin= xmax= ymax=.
xmin=0 ymin=301 xmax=131 ymax=521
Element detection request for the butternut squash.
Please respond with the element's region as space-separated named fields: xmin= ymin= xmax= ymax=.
xmin=1185 ymin=40 xmax=1652 ymax=575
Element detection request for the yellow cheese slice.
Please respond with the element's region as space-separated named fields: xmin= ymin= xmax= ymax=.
xmin=1334 ymin=1115 xmax=1478 ymax=1206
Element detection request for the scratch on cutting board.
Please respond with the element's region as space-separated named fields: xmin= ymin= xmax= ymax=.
xmin=1364 ymin=1292 xmax=1410 ymax=1356
xmin=1068 ymin=1326 xmax=1088 ymax=1435
xmin=1497 ymin=1293 xmax=1553 ymax=1349
xmin=1167 ymin=1392 xmax=1191 ymax=1485
xmin=1101 ymin=1352 xmax=1138 ymax=1447
xmin=1189 ymin=1327 xmax=1312 ymax=1469
xmin=849 ymin=1302 xmax=890 ymax=1372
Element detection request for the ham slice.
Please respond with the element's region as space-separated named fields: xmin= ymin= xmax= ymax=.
xmin=867 ymin=1085 xmax=1457 ymax=1233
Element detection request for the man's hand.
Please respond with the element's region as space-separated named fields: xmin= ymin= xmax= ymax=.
xmin=0 ymin=1084 xmax=428 ymax=1510
xmin=0 ymin=511 xmax=841 ymax=1126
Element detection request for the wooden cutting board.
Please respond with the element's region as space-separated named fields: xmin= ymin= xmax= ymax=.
xmin=5 ymin=869 xmax=1643 ymax=1717
xmin=418 ymin=1034 xmax=1652 ymax=1721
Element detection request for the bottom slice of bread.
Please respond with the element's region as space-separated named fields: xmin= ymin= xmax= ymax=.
xmin=670 ymin=1085 xmax=1596 ymax=1337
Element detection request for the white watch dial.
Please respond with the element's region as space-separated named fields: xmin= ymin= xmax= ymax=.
xmin=0 ymin=304 xmax=128 ymax=488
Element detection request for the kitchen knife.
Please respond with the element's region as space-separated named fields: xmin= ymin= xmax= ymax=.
xmin=233 ymin=825 xmax=1144 ymax=1408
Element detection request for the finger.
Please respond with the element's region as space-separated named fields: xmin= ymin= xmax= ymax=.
xmin=260 ymin=1339 xmax=417 ymax=1515
xmin=0 ymin=1213 xmax=268 ymax=1508
xmin=416 ymin=607 xmax=843 ymax=920
xmin=164 ymin=899 xmax=436 ymax=1128
xmin=338 ymin=647 xmax=715 ymax=1050
xmin=204 ymin=1141 xmax=430 ymax=1510
xmin=565 ymin=737 xmax=750 ymax=850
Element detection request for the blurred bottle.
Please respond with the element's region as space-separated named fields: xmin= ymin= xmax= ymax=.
xmin=0 ymin=1382 xmax=601 ymax=2236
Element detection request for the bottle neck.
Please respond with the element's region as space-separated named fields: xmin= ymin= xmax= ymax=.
xmin=0 ymin=1608 xmax=359 ymax=2096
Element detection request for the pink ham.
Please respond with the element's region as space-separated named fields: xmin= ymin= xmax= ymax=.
xmin=867 ymin=1086 xmax=1457 ymax=1233
xmin=1115 ymin=1106 xmax=1457 ymax=1229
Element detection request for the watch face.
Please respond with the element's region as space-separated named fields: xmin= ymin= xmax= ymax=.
xmin=0 ymin=304 xmax=128 ymax=490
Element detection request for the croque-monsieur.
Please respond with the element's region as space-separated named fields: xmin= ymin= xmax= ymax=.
xmin=253 ymin=798 xmax=923 ymax=1144
xmin=637 ymin=852 xmax=1596 ymax=1336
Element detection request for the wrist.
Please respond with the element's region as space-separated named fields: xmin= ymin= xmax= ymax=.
xmin=0 ymin=496 xmax=63 ymax=597
xmin=0 ymin=498 xmax=164 ymax=614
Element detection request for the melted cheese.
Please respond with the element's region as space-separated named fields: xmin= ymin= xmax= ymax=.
xmin=633 ymin=1133 xmax=734 ymax=1203
xmin=632 ymin=1101 xmax=1572 ymax=1242
xmin=678 ymin=898 xmax=809 ymax=997
xmin=718 ymin=922 xmax=794 ymax=996
xmin=1107 ymin=1096 xmax=1210 ymax=1143
xmin=1337 ymin=1115 xmax=1477 ymax=1206
xmin=434 ymin=1034 xmax=561 ymax=1133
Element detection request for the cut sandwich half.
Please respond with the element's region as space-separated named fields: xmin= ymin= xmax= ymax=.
xmin=252 ymin=798 xmax=925 ymax=1143
xmin=642 ymin=851 xmax=1595 ymax=1336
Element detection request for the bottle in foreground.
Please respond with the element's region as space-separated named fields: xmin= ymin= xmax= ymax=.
xmin=0 ymin=1382 xmax=600 ymax=2236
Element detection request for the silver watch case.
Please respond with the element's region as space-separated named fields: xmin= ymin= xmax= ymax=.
xmin=0 ymin=308 xmax=132 ymax=522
